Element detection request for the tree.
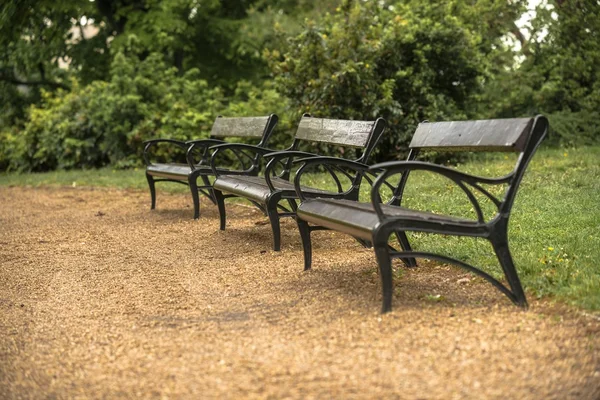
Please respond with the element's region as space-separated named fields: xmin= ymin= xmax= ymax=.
xmin=0 ymin=0 xmax=110 ymax=127
xmin=480 ymin=0 xmax=600 ymax=145
xmin=0 ymin=0 xmax=332 ymax=127
xmin=267 ymin=0 xmax=508 ymax=160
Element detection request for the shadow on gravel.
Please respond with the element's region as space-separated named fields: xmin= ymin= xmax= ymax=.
xmin=276 ymin=261 xmax=508 ymax=313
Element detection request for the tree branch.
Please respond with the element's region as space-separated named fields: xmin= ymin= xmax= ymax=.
xmin=78 ymin=19 xmax=87 ymax=41
xmin=511 ymin=23 xmax=530 ymax=57
xmin=38 ymin=63 xmax=45 ymax=81
xmin=0 ymin=74 xmax=70 ymax=90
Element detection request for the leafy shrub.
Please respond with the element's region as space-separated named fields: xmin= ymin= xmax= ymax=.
xmin=5 ymin=49 xmax=225 ymax=171
xmin=546 ymin=110 xmax=600 ymax=147
xmin=1 ymin=42 xmax=301 ymax=172
xmin=266 ymin=0 xmax=486 ymax=161
xmin=479 ymin=0 xmax=600 ymax=146
xmin=224 ymin=80 xmax=295 ymax=149
xmin=0 ymin=126 xmax=18 ymax=171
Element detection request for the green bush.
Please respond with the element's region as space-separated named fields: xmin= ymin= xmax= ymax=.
xmin=7 ymin=82 xmax=109 ymax=171
xmin=479 ymin=0 xmax=600 ymax=146
xmin=0 ymin=126 xmax=17 ymax=171
xmin=5 ymin=49 xmax=225 ymax=171
xmin=546 ymin=110 xmax=600 ymax=147
xmin=1 ymin=44 xmax=302 ymax=172
xmin=266 ymin=0 xmax=485 ymax=161
xmin=224 ymin=80 xmax=295 ymax=149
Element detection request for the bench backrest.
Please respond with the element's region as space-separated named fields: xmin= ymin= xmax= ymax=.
xmin=409 ymin=118 xmax=533 ymax=152
xmin=402 ymin=115 xmax=549 ymax=216
xmin=292 ymin=115 xmax=386 ymax=162
xmin=210 ymin=115 xmax=279 ymax=146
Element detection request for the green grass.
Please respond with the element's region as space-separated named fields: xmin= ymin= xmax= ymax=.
xmin=0 ymin=167 xmax=176 ymax=191
xmin=398 ymin=147 xmax=600 ymax=311
xmin=1 ymin=147 xmax=599 ymax=310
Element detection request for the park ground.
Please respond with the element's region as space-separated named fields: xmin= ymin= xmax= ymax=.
xmin=0 ymin=184 xmax=599 ymax=399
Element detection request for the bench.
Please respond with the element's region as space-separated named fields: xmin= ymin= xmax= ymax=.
xmin=210 ymin=115 xmax=387 ymax=251
xmin=143 ymin=114 xmax=278 ymax=219
xmin=293 ymin=115 xmax=549 ymax=313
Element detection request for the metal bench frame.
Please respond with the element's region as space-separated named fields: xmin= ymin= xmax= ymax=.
xmin=210 ymin=115 xmax=387 ymax=251
xmin=143 ymin=114 xmax=278 ymax=219
xmin=294 ymin=115 xmax=549 ymax=313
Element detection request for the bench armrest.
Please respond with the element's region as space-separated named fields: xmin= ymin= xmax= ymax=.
xmin=209 ymin=143 xmax=277 ymax=177
xmin=143 ymin=139 xmax=189 ymax=166
xmin=292 ymin=156 xmax=371 ymax=201
xmin=370 ymin=161 xmax=514 ymax=224
xmin=263 ymin=150 xmax=315 ymax=160
xmin=261 ymin=150 xmax=319 ymax=192
xmin=185 ymin=139 xmax=227 ymax=170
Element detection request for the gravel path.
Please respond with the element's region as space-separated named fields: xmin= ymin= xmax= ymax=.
xmin=1 ymin=186 xmax=598 ymax=399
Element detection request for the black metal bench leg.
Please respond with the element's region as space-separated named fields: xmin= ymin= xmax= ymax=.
xmin=395 ymin=231 xmax=417 ymax=268
xmin=215 ymin=189 xmax=226 ymax=230
xmin=146 ymin=173 xmax=156 ymax=210
xmin=201 ymin=176 xmax=217 ymax=205
xmin=297 ymin=220 xmax=312 ymax=270
xmin=374 ymin=243 xmax=394 ymax=313
xmin=188 ymin=175 xmax=200 ymax=219
xmin=492 ymin=238 xmax=528 ymax=308
xmin=266 ymin=202 xmax=281 ymax=252
xmin=287 ymin=198 xmax=298 ymax=212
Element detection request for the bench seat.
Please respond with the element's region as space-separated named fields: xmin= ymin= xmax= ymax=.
xmin=297 ymin=198 xmax=481 ymax=241
xmin=213 ymin=175 xmax=335 ymax=203
xmin=147 ymin=163 xmax=193 ymax=179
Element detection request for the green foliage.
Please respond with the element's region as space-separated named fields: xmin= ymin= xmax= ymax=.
xmin=0 ymin=0 xmax=313 ymax=128
xmin=267 ymin=0 xmax=489 ymax=160
xmin=6 ymin=49 xmax=224 ymax=171
xmin=2 ymin=0 xmax=600 ymax=171
xmin=224 ymin=80 xmax=295 ymax=148
xmin=0 ymin=0 xmax=108 ymax=104
xmin=481 ymin=0 xmax=600 ymax=145
xmin=2 ymin=44 xmax=298 ymax=171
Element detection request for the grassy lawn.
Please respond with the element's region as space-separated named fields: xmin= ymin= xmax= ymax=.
xmin=1 ymin=146 xmax=599 ymax=310
xmin=0 ymin=167 xmax=158 ymax=192
xmin=397 ymin=147 xmax=600 ymax=310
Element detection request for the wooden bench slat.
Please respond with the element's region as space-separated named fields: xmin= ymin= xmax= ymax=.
xmin=295 ymin=118 xmax=376 ymax=148
xmin=210 ymin=116 xmax=273 ymax=138
xmin=410 ymin=118 xmax=533 ymax=152
xmin=298 ymin=198 xmax=480 ymax=241
xmin=214 ymin=175 xmax=336 ymax=203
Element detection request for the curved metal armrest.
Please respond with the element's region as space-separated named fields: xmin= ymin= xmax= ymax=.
xmin=263 ymin=150 xmax=316 ymax=160
xmin=186 ymin=139 xmax=226 ymax=170
xmin=370 ymin=161 xmax=514 ymax=223
xmin=262 ymin=150 xmax=319 ymax=192
xmin=293 ymin=157 xmax=371 ymax=201
xmin=143 ymin=139 xmax=189 ymax=166
xmin=209 ymin=143 xmax=277 ymax=176
xmin=293 ymin=156 xmax=369 ymax=169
